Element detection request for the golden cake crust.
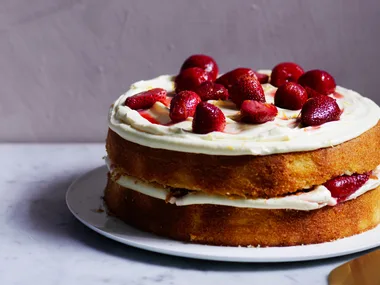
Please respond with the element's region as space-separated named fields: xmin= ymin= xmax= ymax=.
xmin=106 ymin=121 xmax=380 ymax=198
xmin=104 ymin=177 xmax=380 ymax=246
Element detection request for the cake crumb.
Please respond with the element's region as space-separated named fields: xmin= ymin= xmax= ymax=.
xmin=189 ymin=234 xmax=197 ymax=241
xmin=91 ymin=207 xmax=105 ymax=213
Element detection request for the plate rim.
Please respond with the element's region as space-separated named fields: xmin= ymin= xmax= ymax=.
xmin=66 ymin=165 xmax=380 ymax=263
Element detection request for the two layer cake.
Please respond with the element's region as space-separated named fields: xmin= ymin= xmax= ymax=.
xmin=104 ymin=55 xmax=380 ymax=246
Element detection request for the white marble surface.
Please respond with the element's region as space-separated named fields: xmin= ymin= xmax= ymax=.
xmin=1 ymin=144 xmax=378 ymax=285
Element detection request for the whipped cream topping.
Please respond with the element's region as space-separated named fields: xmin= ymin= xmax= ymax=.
xmin=108 ymin=73 xmax=380 ymax=155
xmin=106 ymin=158 xmax=380 ymax=211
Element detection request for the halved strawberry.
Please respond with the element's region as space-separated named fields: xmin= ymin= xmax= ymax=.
xmin=180 ymin=54 xmax=219 ymax=81
xmin=324 ymin=173 xmax=370 ymax=202
xmin=125 ymin=88 xmax=167 ymax=110
xmin=194 ymin=82 xmax=229 ymax=101
xmin=270 ymin=62 xmax=304 ymax=87
xmin=229 ymin=75 xmax=265 ymax=108
xmin=215 ymin=68 xmax=256 ymax=89
xmin=274 ymin=82 xmax=308 ymax=110
xmin=240 ymin=100 xmax=278 ymax=124
xmin=175 ymin=67 xmax=212 ymax=92
xmin=169 ymin=91 xmax=201 ymax=122
xmin=298 ymin=69 xmax=336 ymax=97
xmin=192 ymin=102 xmax=226 ymax=134
xmin=300 ymin=95 xmax=341 ymax=126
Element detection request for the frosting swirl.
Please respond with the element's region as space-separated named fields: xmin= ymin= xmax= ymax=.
xmin=108 ymin=73 xmax=380 ymax=155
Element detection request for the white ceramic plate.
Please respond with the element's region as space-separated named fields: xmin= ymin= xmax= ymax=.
xmin=66 ymin=166 xmax=380 ymax=262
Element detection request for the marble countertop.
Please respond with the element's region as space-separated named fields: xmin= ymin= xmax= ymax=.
xmin=1 ymin=144 xmax=377 ymax=285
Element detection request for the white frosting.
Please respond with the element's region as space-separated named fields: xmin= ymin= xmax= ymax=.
xmin=108 ymin=74 xmax=380 ymax=155
xmin=106 ymin=158 xmax=380 ymax=211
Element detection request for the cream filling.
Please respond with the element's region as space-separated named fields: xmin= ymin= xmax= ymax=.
xmin=108 ymin=73 xmax=380 ymax=156
xmin=106 ymin=158 xmax=380 ymax=211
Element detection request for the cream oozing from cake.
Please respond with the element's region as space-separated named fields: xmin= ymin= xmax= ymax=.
xmin=108 ymin=73 xmax=380 ymax=156
xmin=106 ymin=158 xmax=380 ymax=211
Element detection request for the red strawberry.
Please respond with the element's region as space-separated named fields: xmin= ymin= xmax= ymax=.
xmin=175 ymin=67 xmax=211 ymax=92
xmin=180 ymin=54 xmax=219 ymax=81
xmin=169 ymin=91 xmax=201 ymax=122
xmin=270 ymin=62 xmax=304 ymax=87
xmin=193 ymin=82 xmax=229 ymax=101
xmin=274 ymin=82 xmax=308 ymax=110
xmin=300 ymin=95 xmax=341 ymax=126
xmin=192 ymin=102 xmax=226 ymax=134
xmin=324 ymin=173 xmax=370 ymax=202
xmin=298 ymin=69 xmax=336 ymax=97
xmin=125 ymin=88 xmax=167 ymax=110
xmin=240 ymin=100 xmax=278 ymax=124
xmin=216 ymin=68 xmax=256 ymax=89
xmin=254 ymin=72 xmax=269 ymax=84
xmin=229 ymin=75 xmax=266 ymax=108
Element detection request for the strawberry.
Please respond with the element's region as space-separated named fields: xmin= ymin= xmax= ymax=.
xmin=300 ymin=95 xmax=341 ymax=126
xmin=175 ymin=67 xmax=212 ymax=92
xmin=169 ymin=91 xmax=201 ymax=122
xmin=270 ymin=62 xmax=304 ymax=87
xmin=193 ymin=82 xmax=229 ymax=101
xmin=324 ymin=173 xmax=370 ymax=202
xmin=298 ymin=69 xmax=336 ymax=97
xmin=125 ymin=88 xmax=167 ymax=110
xmin=240 ymin=100 xmax=278 ymax=124
xmin=229 ymin=75 xmax=266 ymax=108
xmin=192 ymin=102 xmax=226 ymax=134
xmin=180 ymin=54 xmax=219 ymax=81
xmin=274 ymin=82 xmax=308 ymax=110
xmin=254 ymin=72 xmax=269 ymax=84
xmin=215 ymin=68 xmax=256 ymax=89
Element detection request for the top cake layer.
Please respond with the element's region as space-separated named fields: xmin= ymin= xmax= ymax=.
xmin=108 ymin=73 xmax=380 ymax=156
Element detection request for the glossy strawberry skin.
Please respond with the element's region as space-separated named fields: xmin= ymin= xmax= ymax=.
xmin=193 ymin=82 xmax=229 ymax=101
xmin=180 ymin=54 xmax=219 ymax=81
xmin=298 ymin=69 xmax=336 ymax=97
xmin=169 ymin=91 xmax=201 ymax=122
xmin=274 ymin=82 xmax=308 ymax=110
xmin=125 ymin=88 xmax=167 ymax=110
xmin=300 ymin=95 xmax=341 ymax=126
xmin=254 ymin=72 xmax=269 ymax=84
xmin=240 ymin=100 xmax=278 ymax=124
xmin=324 ymin=173 xmax=370 ymax=202
xmin=175 ymin=67 xmax=212 ymax=92
xmin=270 ymin=62 xmax=304 ymax=87
xmin=192 ymin=102 xmax=226 ymax=134
xmin=215 ymin=68 xmax=256 ymax=89
xmin=229 ymin=75 xmax=266 ymax=107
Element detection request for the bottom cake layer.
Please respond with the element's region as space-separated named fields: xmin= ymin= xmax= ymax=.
xmin=104 ymin=176 xmax=380 ymax=246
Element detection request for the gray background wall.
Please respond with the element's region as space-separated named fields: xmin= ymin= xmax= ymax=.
xmin=1 ymin=0 xmax=379 ymax=142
